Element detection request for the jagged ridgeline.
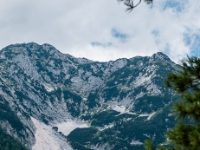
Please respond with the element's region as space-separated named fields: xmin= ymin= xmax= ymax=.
xmin=0 ymin=43 xmax=180 ymax=150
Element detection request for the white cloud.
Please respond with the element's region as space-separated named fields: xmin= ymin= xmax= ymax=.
xmin=0 ymin=0 xmax=200 ymax=63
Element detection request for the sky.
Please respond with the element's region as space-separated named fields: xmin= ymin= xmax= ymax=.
xmin=0 ymin=0 xmax=200 ymax=63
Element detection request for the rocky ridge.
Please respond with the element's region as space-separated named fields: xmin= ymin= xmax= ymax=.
xmin=0 ymin=43 xmax=179 ymax=150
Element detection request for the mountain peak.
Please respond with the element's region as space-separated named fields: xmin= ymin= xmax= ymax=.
xmin=41 ymin=43 xmax=58 ymax=52
xmin=1 ymin=42 xmax=62 ymax=57
xmin=151 ymin=52 xmax=171 ymax=61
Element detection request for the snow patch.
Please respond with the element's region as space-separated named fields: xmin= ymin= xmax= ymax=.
xmin=98 ymin=124 xmax=114 ymax=131
xmin=130 ymin=140 xmax=143 ymax=145
xmin=82 ymin=97 xmax=87 ymax=101
xmin=134 ymin=73 xmax=152 ymax=87
xmin=147 ymin=83 xmax=161 ymax=94
xmin=139 ymin=114 xmax=149 ymax=117
xmin=147 ymin=112 xmax=156 ymax=120
xmin=111 ymin=105 xmax=135 ymax=115
xmin=138 ymin=112 xmax=156 ymax=120
xmin=55 ymin=120 xmax=89 ymax=136
xmin=135 ymin=91 xmax=145 ymax=100
xmin=112 ymin=105 xmax=126 ymax=113
xmin=43 ymin=84 xmax=54 ymax=92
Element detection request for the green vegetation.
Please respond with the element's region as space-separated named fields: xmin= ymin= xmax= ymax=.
xmin=63 ymin=90 xmax=82 ymax=117
xmin=69 ymin=104 xmax=176 ymax=150
xmin=103 ymin=87 xmax=119 ymax=101
xmin=91 ymin=110 xmax=120 ymax=126
xmin=0 ymin=96 xmax=24 ymax=131
xmin=87 ymin=91 xmax=100 ymax=108
xmin=0 ymin=127 xmax=27 ymax=150
xmin=145 ymin=57 xmax=200 ymax=150
xmin=67 ymin=127 xmax=98 ymax=150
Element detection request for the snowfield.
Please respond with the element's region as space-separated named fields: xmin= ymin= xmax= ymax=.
xmin=54 ymin=120 xmax=89 ymax=136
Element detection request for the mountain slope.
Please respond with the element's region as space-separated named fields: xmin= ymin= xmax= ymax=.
xmin=0 ymin=43 xmax=180 ymax=150
xmin=0 ymin=127 xmax=28 ymax=150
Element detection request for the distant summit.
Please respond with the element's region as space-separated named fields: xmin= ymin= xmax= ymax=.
xmin=152 ymin=52 xmax=171 ymax=61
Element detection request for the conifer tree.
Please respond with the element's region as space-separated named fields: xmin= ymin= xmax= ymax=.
xmin=118 ymin=0 xmax=153 ymax=11
xmin=145 ymin=56 xmax=200 ymax=150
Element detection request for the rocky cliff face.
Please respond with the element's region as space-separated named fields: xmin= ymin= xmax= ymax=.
xmin=0 ymin=43 xmax=180 ymax=150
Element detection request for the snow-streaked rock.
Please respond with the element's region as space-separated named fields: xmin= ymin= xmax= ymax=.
xmin=31 ymin=117 xmax=72 ymax=150
xmin=0 ymin=43 xmax=179 ymax=150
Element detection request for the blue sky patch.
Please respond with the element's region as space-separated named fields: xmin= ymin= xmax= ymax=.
xmin=163 ymin=0 xmax=188 ymax=12
xmin=111 ymin=29 xmax=129 ymax=42
xmin=184 ymin=32 xmax=200 ymax=56
xmin=91 ymin=42 xmax=112 ymax=47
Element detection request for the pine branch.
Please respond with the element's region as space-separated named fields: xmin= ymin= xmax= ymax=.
xmin=118 ymin=0 xmax=153 ymax=12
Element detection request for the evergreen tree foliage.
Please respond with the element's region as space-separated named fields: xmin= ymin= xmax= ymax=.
xmin=145 ymin=56 xmax=200 ymax=150
xmin=118 ymin=0 xmax=153 ymax=11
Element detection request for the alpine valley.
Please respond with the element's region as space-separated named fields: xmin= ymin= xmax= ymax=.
xmin=0 ymin=43 xmax=180 ymax=150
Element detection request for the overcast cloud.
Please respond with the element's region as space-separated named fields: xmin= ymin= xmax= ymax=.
xmin=0 ymin=0 xmax=200 ymax=63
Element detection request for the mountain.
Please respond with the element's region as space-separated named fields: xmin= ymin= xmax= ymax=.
xmin=0 ymin=43 xmax=180 ymax=150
